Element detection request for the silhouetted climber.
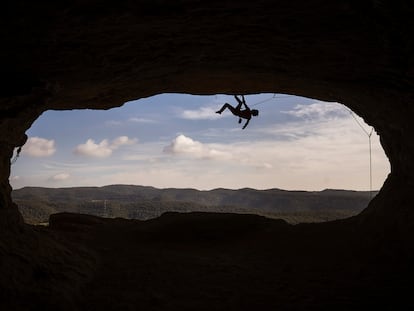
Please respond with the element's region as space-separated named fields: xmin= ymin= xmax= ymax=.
xmin=216 ymin=95 xmax=259 ymax=129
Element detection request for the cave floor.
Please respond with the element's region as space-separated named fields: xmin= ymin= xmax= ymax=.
xmin=42 ymin=212 xmax=412 ymax=310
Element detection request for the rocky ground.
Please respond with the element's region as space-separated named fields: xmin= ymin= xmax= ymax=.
xmin=9 ymin=211 xmax=406 ymax=310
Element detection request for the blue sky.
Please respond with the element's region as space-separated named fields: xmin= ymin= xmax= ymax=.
xmin=10 ymin=93 xmax=390 ymax=191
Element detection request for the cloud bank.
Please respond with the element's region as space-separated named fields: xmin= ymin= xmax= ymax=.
xmin=10 ymin=96 xmax=390 ymax=192
xmin=51 ymin=173 xmax=70 ymax=181
xmin=22 ymin=137 xmax=56 ymax=157
xmin=180 ymin=106 xmax=224 ymax=120
xmin=282 ymin=101 xmax=348 ymax=120
xmin=163 ymin=134 xmax=232 ymax=160
xmin=74 ymin=136 xmax=137 ymax=158
xmin=128 ymin=117 xmax=157 ymax=123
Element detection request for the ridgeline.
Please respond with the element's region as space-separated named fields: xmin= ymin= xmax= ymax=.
xmin=12 ymin=185 xmax=375 ymax=225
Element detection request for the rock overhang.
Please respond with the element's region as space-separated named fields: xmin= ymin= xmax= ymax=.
xmin=1 ymin=0 xmax=414 ymax=231
xmin=2 ymin=1 xmax=414 ymax=309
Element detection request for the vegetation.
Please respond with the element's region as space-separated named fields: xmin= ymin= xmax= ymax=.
xmin=12 ymin=185 xmax=375 ymax=225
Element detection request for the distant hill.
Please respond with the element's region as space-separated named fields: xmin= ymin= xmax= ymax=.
xmin=12 ymin=185 xmax=376 ymax=225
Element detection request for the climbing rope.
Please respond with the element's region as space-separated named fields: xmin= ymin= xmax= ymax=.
xmin=346 ymin=108 xmax=374 ymax=199
xmin=250 ymin=94 xmax=291 ymax=107
xmin=11 ymin=146 xmax=22 ymax=165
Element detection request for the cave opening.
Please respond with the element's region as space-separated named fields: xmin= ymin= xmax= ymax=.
xmin=3 ymin=1 xmax=414 ymax=309
xmin=9 ymin=93 xmax=390 ymax=225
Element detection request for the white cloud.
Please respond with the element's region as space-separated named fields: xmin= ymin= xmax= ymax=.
xmin=163 ymin=134 xmax=232 ymax=160
xmin=128 ymin=117 xmax=157 ymax=123
xmin=106 ymin=118 xmax=157 ymax=127
xmin=163 ymin=135 xmax=295 ymax=171
xmin=22 ymin=137 xmax=56 ymax=157
xmin=122 ymin=154 xmax=147 ymax=161
xmin=111 ymin=136 xmax=138 ymax=147
xmin=74 ymin=136 xmax=137 ymax=158
xmin=245 ymin=110 xmax=390 ymax=190
xmin=74 ymin=139 xmax=113 ymax=158
xmin=19 ymin=124 xmax=389 ymax=191
xmin=164 ymin=135 xmax=203 ymax=154
xmin=259 ymin=162 xmax=273 ymax=169
xmin=13 ymin=98 xmax=390 ymax=192
xmin=132 ymin=103 xmax=388 ymax=191
xmin=282 ymin=101 xmax=348 ymax=120
xmin=51 ymin=173 xmax=70 ymax=181
xmin=180 ymin=106 xmax=224 ymax=120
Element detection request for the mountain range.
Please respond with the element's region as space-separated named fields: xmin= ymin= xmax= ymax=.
xmin=12 ymin=184 xmax=375 ymax=225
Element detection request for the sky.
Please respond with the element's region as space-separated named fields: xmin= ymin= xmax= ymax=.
xmin=9 ymin=93 xmax=390 ymax=191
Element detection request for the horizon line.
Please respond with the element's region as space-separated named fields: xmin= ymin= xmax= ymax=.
xmin=11 ymin=183 xmax=380 ymax=193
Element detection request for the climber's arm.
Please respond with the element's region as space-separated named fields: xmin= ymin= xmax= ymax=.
xmin=242 ymin=118 xmax=250 ymax=129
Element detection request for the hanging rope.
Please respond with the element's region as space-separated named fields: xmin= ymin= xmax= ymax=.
xmin=11 ymin=146 xmax=22 ymax=165
xmin=250 ymin=94 xmax=291 ymax=107
xmin=346 ymin=108 xmax=374 ymax=199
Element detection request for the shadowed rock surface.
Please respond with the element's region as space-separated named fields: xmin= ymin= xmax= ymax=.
xmin=1 ymin=0 xmax=414 ymax=309
xmin=47 ymin=212 xmax=413 ymax=310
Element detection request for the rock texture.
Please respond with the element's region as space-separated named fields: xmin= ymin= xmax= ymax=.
xmin=1 ymin=0 xmax=414 ymax=309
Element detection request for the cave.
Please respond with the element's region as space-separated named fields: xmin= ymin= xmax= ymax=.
xmin=1 ymin=1 xmax=414 ymax=310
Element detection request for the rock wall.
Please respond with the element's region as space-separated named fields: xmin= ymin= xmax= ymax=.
xmin=1 ymin=1 xmax=414 ymax=232
xmin=2 ymin=1 xmax=414 ymax=309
